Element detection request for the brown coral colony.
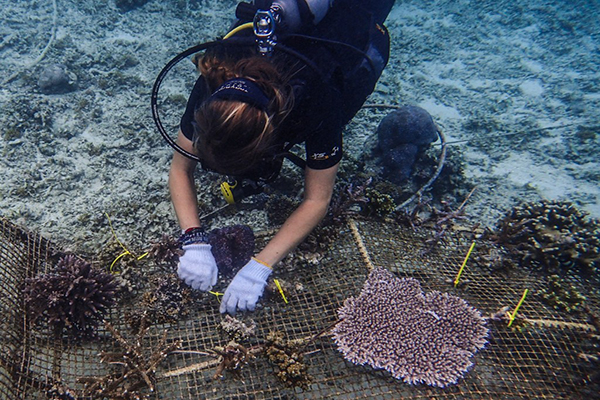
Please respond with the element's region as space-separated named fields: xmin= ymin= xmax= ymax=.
xmin=23 ymin=254 xmax=117 ymax=340
xmin=494 ymin=200 xmax=600 ymax=274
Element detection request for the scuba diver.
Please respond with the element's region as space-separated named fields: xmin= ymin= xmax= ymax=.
xmin=167 ymin=0 xmax=395 ymax=315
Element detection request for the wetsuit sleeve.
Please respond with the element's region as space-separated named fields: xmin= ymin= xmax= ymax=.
xmin=180 ymin=76 xmax=209 ymax=141
xmin=304 ymin=124 xmax=343 ymax=169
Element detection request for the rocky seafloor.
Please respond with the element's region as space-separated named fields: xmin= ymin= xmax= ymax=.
xmin=1 ymin=0 xmax=598 ymax=254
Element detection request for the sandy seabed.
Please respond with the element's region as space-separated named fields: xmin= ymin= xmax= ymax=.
xmin=0 ymin=0 xmax=598 ymax=253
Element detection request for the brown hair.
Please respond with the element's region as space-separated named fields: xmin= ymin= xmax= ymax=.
xmin=193 ymin=53 xmax=294 ymax=176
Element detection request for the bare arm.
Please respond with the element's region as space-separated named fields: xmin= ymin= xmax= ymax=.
xmin=169 ymin=128 xmax=338 ymax=265
xmin=168 ymin=130 xmax=202 ymax=230
xmin=256 ymin=163 xmax=339 ymax=266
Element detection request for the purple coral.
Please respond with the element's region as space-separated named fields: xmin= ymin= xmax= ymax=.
xmin=332 ymin=267 xmax=488 ymax=388
xmin=208 ymin=225 xmax=255 ymax=276
xmin=23 ymin=254 xmax=117 ymax=340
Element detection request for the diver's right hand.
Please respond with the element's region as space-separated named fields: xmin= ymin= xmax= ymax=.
xmin=177 ymin=244 xmax=218 ymax=291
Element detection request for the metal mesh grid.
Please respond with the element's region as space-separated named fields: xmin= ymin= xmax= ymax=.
xmin=0 ymin=216 xmax=598 ymax=399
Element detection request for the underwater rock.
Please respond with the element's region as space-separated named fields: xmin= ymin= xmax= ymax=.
xmin=38 ymin=64 xmax=77 ymax=94
xmin=377 ymin=105 xmax=439 ymax=149
xmin=381 ymin=143 xmax=419 ymax=182
xmin=375 ymin=105 xmax=439 ymax=183
xmin=208 ymin=225 xmax=255 ymax=276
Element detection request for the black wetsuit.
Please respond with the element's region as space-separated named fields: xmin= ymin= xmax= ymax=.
xmin=180 ymin=0 xmax=394 ymax=175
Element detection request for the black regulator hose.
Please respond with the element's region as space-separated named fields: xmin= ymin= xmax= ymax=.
xmin=150 ymin=37 xmax=256 ymax=162
xmin=151 ymin=35 xmax=367 ymax=161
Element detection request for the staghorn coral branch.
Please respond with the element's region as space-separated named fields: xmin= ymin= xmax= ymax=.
xmin=80 ymin=321 xmax=180 ymax=398
xmin=160 ymin=345 xmax=264 ymax=379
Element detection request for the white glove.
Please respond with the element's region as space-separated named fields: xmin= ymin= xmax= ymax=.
xmin=220 ymin=258 xmax=272 ymax=315
xmin=177 ymin=244 xmax=218 ymax=291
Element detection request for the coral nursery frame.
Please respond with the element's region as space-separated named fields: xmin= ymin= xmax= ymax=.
xmin=0 ymin=216 xmax=597 ymax=399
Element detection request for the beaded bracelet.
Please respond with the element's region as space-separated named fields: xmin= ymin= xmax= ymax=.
xmin=178 ymin=227 xmax=209 ymax=246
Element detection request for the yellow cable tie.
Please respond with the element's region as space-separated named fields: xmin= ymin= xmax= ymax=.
xmin=209 ymin=291 xmax=224 ymax=298
xmin=454 ymin=241 xmax=476 ymax=287
xmin=508 ymin=288 xmax=529 ymax=327
xmin=105 ymin=213 xmax=148 ymax=263
xmin=105 ymin=212 xmax=131 ymax=254
xmin=274 ymin=279 xmax=288 ymax=304
xmin=110 ymin=250 xmax=131 ymax=273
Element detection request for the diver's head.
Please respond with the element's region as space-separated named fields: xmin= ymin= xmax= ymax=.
xmin=193 ymin=56 xmax=292 ymax=178
xmin=194 ymin=92 xmax=275 ymax=177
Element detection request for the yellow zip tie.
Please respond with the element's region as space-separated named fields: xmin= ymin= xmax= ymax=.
xmin=209 ymin=291 xmax=224 ymax=299
xmin=110 ymin=250 xmax=130 ymax=273
xmin=454 ymin=241 xmax=476 ymax=287
xmin=105 ymin=212 xmax=130 ymax=254
xmin=274 ymin=279 xmax=288 ymax=304
xmin=105 ymin=213 xmax=148 ymax=271
xmin=508 ymin=288 xmax=529 ymax=327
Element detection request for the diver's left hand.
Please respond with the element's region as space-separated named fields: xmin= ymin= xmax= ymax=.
xmin=220 ymin=258 xmax=272 ymax=315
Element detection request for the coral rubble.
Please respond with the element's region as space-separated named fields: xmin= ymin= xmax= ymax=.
xmin=208 ymin=225 xmax=255 ymax=276
xmin=493 ymin=201 xmax=600 ymax=274
xmin=332 ymin=267 xmax=488 ymax=388
xmin=23 ymin=254 xmax=117 ymax=340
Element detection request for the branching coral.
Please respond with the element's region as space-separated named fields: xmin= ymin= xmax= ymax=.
xmin=265 ymin=331 xmax=312 ymax=389
xmin=364 ymin=188 xmax=396 ymax=217
xmin=125 ymin=274 xmax=194 ymax=334
xmin=493 ymin=201 xmax=600 ymax=274
xmin=220 ymin=315 xmax=256 ymax=342
xmin=146 ymin=234 xmax=181 ymax=268
xmin=539 ymin=275 xmax=586 ymax=313
xmin=44 ymin=379 xmax=77 ymax=400
xmin=23 ymin=254 xmax=117 ymax=340
xmin=333 ymin=267 xmax=488 ymax=388
xmin=208 ymin=225 xmax=255 ymax=276
xmin=328 ymin=177 xmax=372 ymax=223
xmin=79 ymin=321 xmax=180 ymax=399
xmin=212 ymin=341 xmax=253 ymax=380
